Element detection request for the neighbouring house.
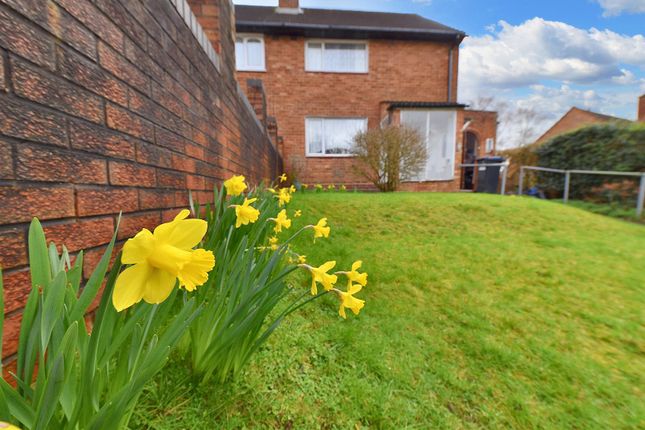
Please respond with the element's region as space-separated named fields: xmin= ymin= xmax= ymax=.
xmin=226 ymin=0 xmax=497 ymax=191
xmin=534 ymin=107 xmax=631 ymax=146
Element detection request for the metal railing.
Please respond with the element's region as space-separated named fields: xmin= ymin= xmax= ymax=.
xmin=518 ymin=166 xmax=645 ymax=217
xmin=460 ymin=161 xmax=510 ymax=195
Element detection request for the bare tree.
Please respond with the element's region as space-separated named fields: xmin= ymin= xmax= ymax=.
xmin=351 ymin=125 xmax=426 ymax=192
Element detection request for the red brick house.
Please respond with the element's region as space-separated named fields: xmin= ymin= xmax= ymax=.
xmin=534 ymin=107 xmax=630 ymax=146
xmin=232 ymin=0 xmax=497 ymax=191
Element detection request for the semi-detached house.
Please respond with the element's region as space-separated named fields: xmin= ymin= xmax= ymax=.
xmin=233 ymin=0 xmax=497 ymax=191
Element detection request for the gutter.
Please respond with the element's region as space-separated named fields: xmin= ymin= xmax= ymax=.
xmin=236 ymin=20 xmax=467 ymax=41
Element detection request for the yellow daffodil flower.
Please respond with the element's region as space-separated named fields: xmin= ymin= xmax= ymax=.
xmin=289 ymin=185 xmax=296 ymax=193
xmin=276 ymin=188 xmax=292 ymax=207
xmin=344 ymin=260 xmax=367 ymax=287
xmin=340 ymin=184 xmax=347 ymax=191
xmin=267 ymin=187 xmax=277 ymax=194
xmin=294 ymin=209 xmax=302 ymax=218
xmin=337 ymin=284 xmax=365 ymax=319
xmin=312 ymin=217 xmax=330 ymax=241
xmin=298 ymin=255 xmax=306 ymax=264
xmin=0 ymin=422 xmax=21 ymax=430
xmin=112 ymin=209 xmax=215 ymax=312
xmin=302 ymin=184 xmax=309 ymax=189
xmin=301 ymin=261 xmax=337 ymax=295
xmin=279 ymin=173 xmax=287 ymax=183
xmin=327 ymin=184 xmax=335 ymax=191
xmin=269 ymin=236 xmax=279 ymax=250
xmin=272 ymin=209 xmax=292 ymax=233
xmin=233 ymin=198 xmax=260 ymax=228
xmin=223 ymin=175 xmax=247 ymax=196
xmin=315 ymin=184 xmax=323 ymax=190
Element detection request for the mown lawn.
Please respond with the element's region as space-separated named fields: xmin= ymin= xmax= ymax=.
xmin=133 ymin=193 xmax=645 ymax=429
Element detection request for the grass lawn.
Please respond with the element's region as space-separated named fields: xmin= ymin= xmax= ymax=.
xmin=133 ymin=193 xmax=645 ymax=429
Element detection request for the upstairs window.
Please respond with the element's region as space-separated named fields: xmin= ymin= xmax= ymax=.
xmin=306 ymin=117 xmax=367 ymax=156
xmin=305 ymin=41 xmax=368 ymax=73
xmin=235 ymin=35 xmax=265 ymax=71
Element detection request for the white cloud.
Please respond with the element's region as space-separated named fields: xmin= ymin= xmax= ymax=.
xmin=595 ymin=0 xmax=645 ymax=16
xmin=459 ymin=18 xmax=645 ymax=148
xmin=460 ymin=18 xmax=645 ymax=95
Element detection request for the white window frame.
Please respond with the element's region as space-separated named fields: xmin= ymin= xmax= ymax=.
xmin=235 ymin=34 xmax=266 ymax=72
xmin=305 ymin=117 xmax=368 ymax=157
xmin=485 ymin=138 xmax=495 ymax=153
xmin=400 ymin=109 xmax=458 ymax=181
xmin=305 ymin=39 xmax=369 ymax=74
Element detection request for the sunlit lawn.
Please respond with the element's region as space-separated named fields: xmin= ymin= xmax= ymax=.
xmin=134 ymin=192 xmax=645 ymax=429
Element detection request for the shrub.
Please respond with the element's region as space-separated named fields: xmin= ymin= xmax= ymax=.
xmin=535 ymin=123 xmax=645 ymax=200
xmin=351 ymin=126 xmax=426 ymax=192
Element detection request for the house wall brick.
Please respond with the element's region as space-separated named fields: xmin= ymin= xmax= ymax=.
xmin=534 ymin=107 xmax=622 ymax=145
xmin=463 ymin=110 xmax=498 ymax=156
xmin=236 ymin=33 xmax=463 ymax=188
xmin=0 ymin=0 xmax=281 ymax=359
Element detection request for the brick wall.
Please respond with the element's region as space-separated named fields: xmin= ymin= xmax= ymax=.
xmin=463 ymin=110 xmax=498 ymax=156
xmin=0 ymin=0 xmax=281 ymax=360
xmin=236 ymin=35 xmax=462 ymax=189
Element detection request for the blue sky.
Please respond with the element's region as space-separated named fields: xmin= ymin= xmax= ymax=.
xmin=233 ymin=0 xmax=645 ymax=147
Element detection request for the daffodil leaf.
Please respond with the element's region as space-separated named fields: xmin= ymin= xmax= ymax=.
xmin=28 ymin=218 xmax=51 ymax=291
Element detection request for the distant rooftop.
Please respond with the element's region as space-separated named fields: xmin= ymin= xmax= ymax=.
xmin=235 ymin=5 xmax=466 ymax=42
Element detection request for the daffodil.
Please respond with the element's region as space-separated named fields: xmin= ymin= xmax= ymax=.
xmin=279 ymin=173 xmax=287 ymax=183
xmin=267 ymin=187 xmax=277 ymax=194
xmin=336 ymin=284 xmax=365 ymax=319
xmin=301 ymin=261 xmax=337 ymax=295
xmin=223 ymin=175 xmax=247 ymax=196
xmin=298 ymin=255 xmax=306 ymax=264
xmin=327 ymin=184 xmax=335 ymax=191
xmin=276 ymin=188 xmax=291 ymax=207
xmin=233 ymin=198 xmax=260 ymax=228
xmin=269 ymin=236 xmax=279 ymax=250
xmin=112 ymin=209 xmax=215 ymax=312
xmin=289 ymin=185 xmax=296 ymax=193
xmin=302 ymin=184 xmax=309 ymax=189
xmin=340 ymin=184 xmax=347 ymax=191
xmin=271 ymin=209 xmax=292 ymax=233
xmin=294 ymin=209 xmax=302 ymax=218
xmin=315 ymin=184 xmax=323 ymax=191
xmin=312 ymin=217 xmax=330 ymax=241
xmin=342 ymin=260 xmax=368 ymax=287
xmin=0 ymin=422 xmax=21 ymax=430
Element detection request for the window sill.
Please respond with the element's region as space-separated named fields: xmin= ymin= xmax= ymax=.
xmin=305 ymin=70 xmax=368 ymax=75
xmin=237 ymin=68 xmax=266 ymax=73
xmin=306 ymin=154 xmax=356 ymax=158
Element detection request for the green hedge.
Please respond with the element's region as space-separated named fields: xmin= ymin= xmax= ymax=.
xmin=535 ymin=123 xmax=645 ymax=201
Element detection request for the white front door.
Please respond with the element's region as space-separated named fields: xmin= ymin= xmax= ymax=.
xmin=400 ymin=110 xmax=457 ymax=181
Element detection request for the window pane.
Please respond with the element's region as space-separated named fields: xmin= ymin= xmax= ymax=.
xmin=323 ymin=43 xmax=366 ymax=72
xmin=246 ymin=38 xmax=263 ymax=68
xmin=235 ymin=38 xmax=245 ymax=70
xmin=306 ymin=43 xmax=323 ymax=71
xmin=323 ymin=119 xmax=366 ymax=154
xmin=306 ymin=119 xmax=323 ymax=154
xmin=426 ymin=111 xmax=456 ymax=180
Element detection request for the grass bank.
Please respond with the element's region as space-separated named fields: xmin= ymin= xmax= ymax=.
xmin=134 ymin=193 xmax=645 ymax=429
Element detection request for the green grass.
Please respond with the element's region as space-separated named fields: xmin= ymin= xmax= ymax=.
xmin=568 ymin=199 xmax=644 ymax=224
xmin=133 ymin=193 xmax=645 ymax=429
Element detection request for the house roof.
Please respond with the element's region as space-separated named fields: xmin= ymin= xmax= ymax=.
xmin=534 ymin=107 xmax=630 ymax=145
xmin=235 ymin=6 xmax=466 ymax=42
xmin=386 ymin=101 xmax=467 ymax=110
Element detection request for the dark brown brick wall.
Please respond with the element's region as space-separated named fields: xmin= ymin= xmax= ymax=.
xmin=0 ymin=0 xmax=281 ymax=359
